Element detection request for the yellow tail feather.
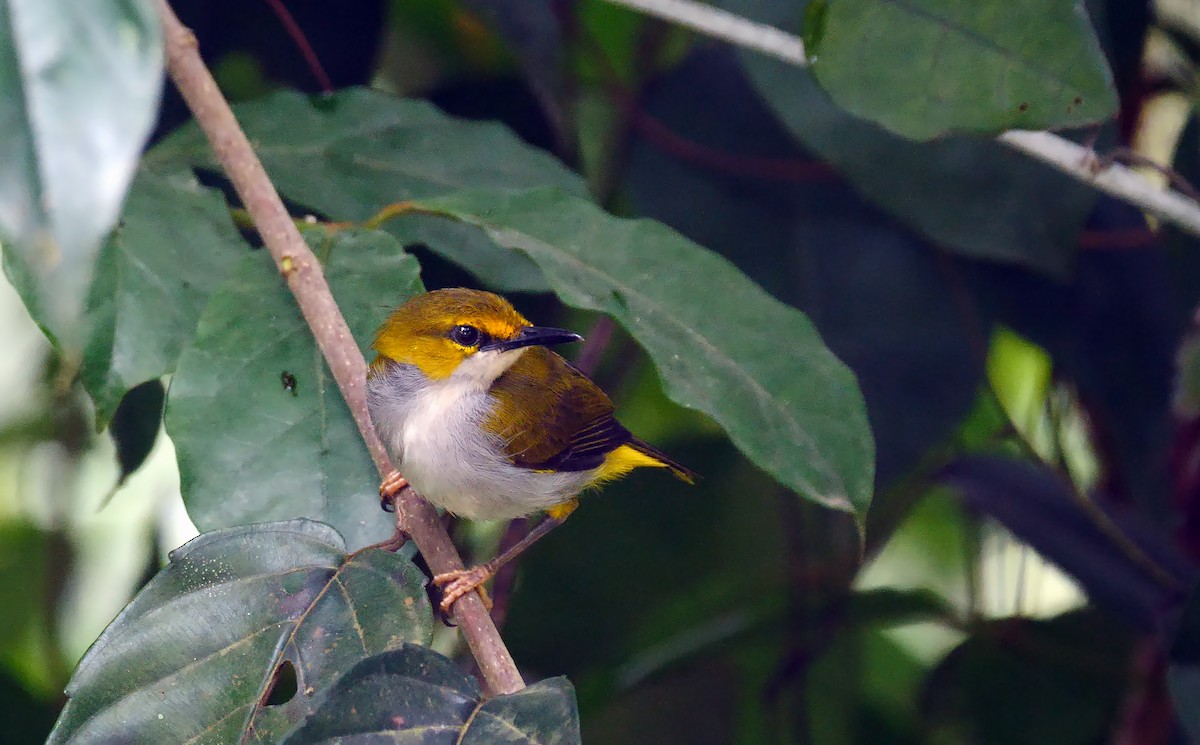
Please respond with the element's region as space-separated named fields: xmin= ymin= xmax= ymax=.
xmin=591 ymin=440 xmax=696 ymax=486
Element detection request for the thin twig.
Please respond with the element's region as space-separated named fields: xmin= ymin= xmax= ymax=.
xmin=600 ymin=0 xmax=1200 ymax=240
xmin=259 ymin=0 xmax=333 ymax=93
xmin=157 ymin=0 xmax=524 ymax=696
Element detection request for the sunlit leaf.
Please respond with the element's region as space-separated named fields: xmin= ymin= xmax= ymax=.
xmin=0 ymin=0 xmax=163 ymax=349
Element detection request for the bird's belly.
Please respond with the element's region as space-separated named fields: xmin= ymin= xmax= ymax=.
xmin=398 ymin=388 xmax=594 ymax=520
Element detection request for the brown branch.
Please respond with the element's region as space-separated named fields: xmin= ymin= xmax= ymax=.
xmin=157 ymin=0 xmax=525 ymax=696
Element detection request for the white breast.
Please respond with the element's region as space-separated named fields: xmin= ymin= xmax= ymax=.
xmin=366 ymin=355 xmax=596 ymax=520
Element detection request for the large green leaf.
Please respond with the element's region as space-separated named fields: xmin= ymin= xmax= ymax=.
xmin=0 ymin=0 xmax=163 ymax=349
xmin=410 ymin=188 xmax=875 ymax=519
xmin=724 ymin=0 xmax=1100 ymax=277
xmin=166 ymin=229 xmax=423 ymax=549
xmin=80 ymin=168 xmax=249 ymax=426
xmin=283 ymin=645 xmax=580 ymax=744
xmin=147 ymin=87 xmax=589 ymax=292
xmin=806 ymin=0 xmax=1116 ymax=139
xmin=48 ymin=520 xmax=433 ymax=744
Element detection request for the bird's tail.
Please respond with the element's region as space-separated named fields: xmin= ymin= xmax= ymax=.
xmin=627 ymin=438 xmax=697 ymax=484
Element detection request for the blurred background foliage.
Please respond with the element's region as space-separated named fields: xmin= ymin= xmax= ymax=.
xmin=6 ymin=0 xmax=1200 ymax=741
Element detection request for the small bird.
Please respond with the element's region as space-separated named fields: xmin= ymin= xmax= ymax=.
xmin=366 ymin=288 xmax=693 ymax=613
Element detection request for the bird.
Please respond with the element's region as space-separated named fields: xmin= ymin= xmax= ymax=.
xmin=366 ymin=288 xmax=694 ymax=613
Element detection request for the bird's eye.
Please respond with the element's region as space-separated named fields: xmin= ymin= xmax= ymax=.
xmin=450 ymin=324 xmax=482 ymax=347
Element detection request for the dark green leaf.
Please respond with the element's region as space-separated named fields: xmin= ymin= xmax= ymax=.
xmin=283 ymin=645 xmax=580 ymax=744
xmin=807 ymin=0 xmax=1116 ymax=139
xmin=726 ymin=0 xmax=1100 ymax=277
xmin=923 ymin=611 xmax=1131 ymax=745
xmin=79 ymin=168 xmax=249 ymax=426
xmin=0 ymin=667 xmax=60 ymax=745
xmin=166 ymin=229 xmax=422 ymax=548
xmin=148 ymin=87 xmax=588 ymax=292
xmin=461 ymin=677 xmax=580 ymax=745
xmin=48 ymin=520 xmax=432 ymax=744
xmin=412 ymin=188 xmax=874 ymax=519
xmin=0 ymin=0 xmax=163 ymax=349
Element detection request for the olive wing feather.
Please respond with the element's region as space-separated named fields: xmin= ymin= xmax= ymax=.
xmin=485 ymin=347 xmax=631 ymax=472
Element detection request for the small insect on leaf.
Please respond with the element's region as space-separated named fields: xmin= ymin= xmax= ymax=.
xmin=281 ymin=371 xmax=298 ymax=397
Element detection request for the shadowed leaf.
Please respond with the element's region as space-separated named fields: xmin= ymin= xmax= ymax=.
xmin=283 ymin=645 xmax=580 ymax=744
xmin=941 ymin=455 xmax=1193 ymax=630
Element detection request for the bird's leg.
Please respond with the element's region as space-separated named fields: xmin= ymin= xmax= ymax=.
xmin=378 ymin=469 xmax=409 ymax=512
xmin=433 ymin=498 xmax=580 ymax=614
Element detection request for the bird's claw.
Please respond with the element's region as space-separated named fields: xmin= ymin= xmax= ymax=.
xmin=378 ymin=470 xmax=409 ymax=512
xmin=432 ymin=566 xmax=494 ymax=615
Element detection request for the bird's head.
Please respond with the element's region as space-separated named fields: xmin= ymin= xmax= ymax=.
xmin=370 ymin=288 xmax=582 ymax=383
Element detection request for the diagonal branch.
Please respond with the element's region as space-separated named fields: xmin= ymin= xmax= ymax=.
xmin=156 ymin=0 xmax=524 ymax=696
xmin=601 ymin=0 xmax=1200 ymax=239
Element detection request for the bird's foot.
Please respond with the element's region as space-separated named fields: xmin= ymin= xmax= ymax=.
xmin=432 ymin=565 xmax=494 ymax=614
xmin=378 ymin=470 xmax=409 ymax=512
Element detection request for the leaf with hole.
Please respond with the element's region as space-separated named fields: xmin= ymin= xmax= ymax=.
xmin=47 ymin=520 xmax=433 ymax=743
xmin=282 ymin=645 xmax=580 ymax=744
xmin=410 ymin=187 xmax=875 ymax=520
xmin=166 ymin=229 xmax=423 ymax=549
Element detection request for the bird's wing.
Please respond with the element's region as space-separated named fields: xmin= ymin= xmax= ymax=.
xmin=486 ymin=347 xmax=631 ymax=472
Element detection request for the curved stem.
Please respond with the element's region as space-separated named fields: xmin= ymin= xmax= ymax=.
xmin=157 ymin=0 xmax=524 ymax=696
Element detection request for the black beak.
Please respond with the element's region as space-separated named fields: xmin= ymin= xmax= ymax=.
xmin=482 ymin=326 xmax=583 ymax=353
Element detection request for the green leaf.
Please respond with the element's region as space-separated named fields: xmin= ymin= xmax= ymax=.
xmin=148 ymin=87 xmax=588 ymax=292
xmin=48 ymin=520 xmax=433 ymax=744
xmin=166 ymin=229 xmax=423 ymax=548
xmin=807 ymin=0 xmax=1116 ymax=139
xmin=411 ymin=188 xmax=875 ymax=518
xmin=0 ymin=0 xmax=163 ymax=349
xmin=282 ymin=645 xmax=580 ymax=744
xmin=727 ymin=0 xmax=1099 ymax=277
xmin=81 ymin=168 xmax=250 ymax=426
